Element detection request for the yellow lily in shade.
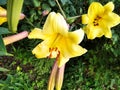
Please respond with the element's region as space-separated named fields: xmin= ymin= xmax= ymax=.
xmin=0 ymin=6 xmax=7 ymax=25
xmin=82 ymin=2 xmax=120 ymax=39
xmin=28 ymin=12 xmax=87 ymax=68
xmin=0 ymin=6 xmax=25 ymax=25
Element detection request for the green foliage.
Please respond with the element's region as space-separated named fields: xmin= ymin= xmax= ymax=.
xmin=30 ymin=58 xmax=54 ymax=89
xmin=0 ymin=27 xmax=11 ymax=35
xmin=0 ymin=0 xmax=7 ymax=5
xmin=0 ymin=27 xmax=12 ymax=56
xmin=0 ymin=72 xmax=33 ymax=90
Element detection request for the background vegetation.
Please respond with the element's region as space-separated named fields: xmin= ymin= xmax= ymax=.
xmin=0 ymin=0 xmax=120 ymax=90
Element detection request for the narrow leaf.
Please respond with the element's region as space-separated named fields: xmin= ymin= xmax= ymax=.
xmin=0 ymin=67 xmax=9 ymax=72
xmin=0 ymin=35 xmax=12 ymax=56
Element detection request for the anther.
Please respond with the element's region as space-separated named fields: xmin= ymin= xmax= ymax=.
xmin=55 ymin=47 xmax=58 ymax=51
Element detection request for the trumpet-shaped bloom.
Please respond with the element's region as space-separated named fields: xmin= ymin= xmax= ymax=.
xmin=0 ymin=6 xmax=7 ymax=25
xmin=28 ymin=12 xmax=87 ymax=67
xmin=3 ymin=31 xmax=28 ymax=45
xmin=82 ymin=2 xmax=120 ymax=39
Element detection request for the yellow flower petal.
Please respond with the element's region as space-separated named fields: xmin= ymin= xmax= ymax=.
xmin=68 ymin=29 xmax=84 ymax=44
xmin=0 ymin=17 xmax=7 ymax=25
xmin=43 ymin=12 xmax=56 ymax=34
xmin=103 ymin=13 xmax=120 ymax=27
xmin=32 ymin=33 xmax=60 ymax=58
xmin=43 ymin=12 xmax=68 ymax=36
xmin=57 ymin=38 xmax=87 ymax=67
xmin=0 ymin=6 xmax=6 ymax=16
xmin=32 ymin=41 xmax=49 ymax=58
xmin=104 ymin=2 xmax=114 ymax=12
xmin=57 ymin=55 xmax=69 ymax=68
xmin=57 ymin=44 xmax=87 ymax=67
xmin=104 ymin=27 xmax=112 ymax=38
xmin=84 ymin=25 xmax=104 ymax=39
xmin=88 ymin=2 xmax=104 ymax=19
xmin=82 ymin=14 xmax=89 ymax=24
xmin=28 ymin=28 xmax=45 ymax=40
xmin=53 ymin=13 xmax=68 ymax=36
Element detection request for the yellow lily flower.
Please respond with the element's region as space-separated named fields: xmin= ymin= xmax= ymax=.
xmin=82 ymin=2 xmax=120 ymax=39
xmin=28 ymin=12 xmax=87 ymax=67
xmin=0 ymin=6 xmax=25 ymax=25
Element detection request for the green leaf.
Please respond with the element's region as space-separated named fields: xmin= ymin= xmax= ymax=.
xmin=42 ymin=3 xmax=51 ymax=11
xmin=0 ymin=27 xmax=11 ymax=35
xmin=0 ymin=35 xmax=12 ymax=56
xmin=48 ymin=0 xmax=56 ymax=7
xmin=32 ymin=0 xmax=41 ymax=7
xmin=0 ymin=0 xmax=7 ymax=5
xmin=0 ymin=67 xmax=9 ymax=72
xmin=60 ymin=0 xmax=71 ymax=5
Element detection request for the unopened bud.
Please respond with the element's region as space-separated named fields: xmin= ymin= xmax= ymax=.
xmin=20 ymin=13 xmax=25 ymax=20
xmin=42 ymin=10 xmax=49 ymax=16
xmin=3 ymin=31 xmax=28 ymax=45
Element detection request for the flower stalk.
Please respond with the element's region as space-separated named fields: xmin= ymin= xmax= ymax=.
xmin=55 ymin=0 xmax=66 ymax=18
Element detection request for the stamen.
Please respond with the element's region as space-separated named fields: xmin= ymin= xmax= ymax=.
xmin=48 ymin=47 xmax=60 ymax=58
xmin=49 ymin=48 xmax=52 ymax=52
xmin=93 ymin=16 xmax=101 ymax=26
xmin=55 ymin=47 xmax=58 ymax=51
xmin=57 ymin=51 xmax=60 ymax=58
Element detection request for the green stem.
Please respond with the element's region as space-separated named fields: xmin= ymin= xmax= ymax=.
xmin=25 ymin=17 xmax=35 ymax=28
xmin=68 ymin=15 xmax=81 ymax=20
xmin=55 ymin=0 xmax=66 ymax=18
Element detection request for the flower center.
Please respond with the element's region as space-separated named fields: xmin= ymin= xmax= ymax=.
xmin=93 ymin=16 xmax=101 ymax=26
xmin=47 ymin=34 xmax=62 ymax=59
xmin=48 ymin=47 xmax=60 ymax=59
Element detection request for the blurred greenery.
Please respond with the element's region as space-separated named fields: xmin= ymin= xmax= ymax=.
xmin=0 ymin=0 xmax=120 ymax=90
